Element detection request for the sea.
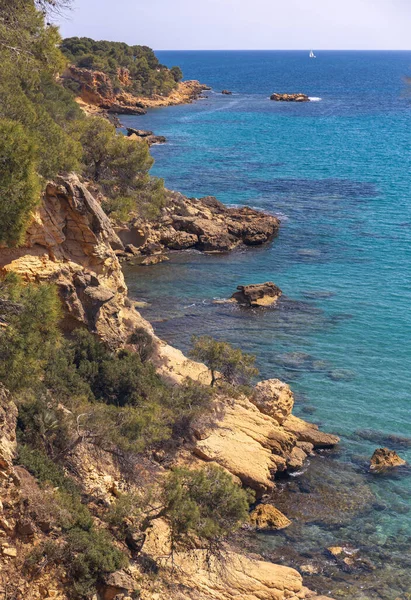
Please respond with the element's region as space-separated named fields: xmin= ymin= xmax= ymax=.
xmin=120 ymin=51 xmax=411 ymax=599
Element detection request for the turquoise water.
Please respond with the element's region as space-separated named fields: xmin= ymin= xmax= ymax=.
xmin=121 ymin=52 xmax=411 ymax=598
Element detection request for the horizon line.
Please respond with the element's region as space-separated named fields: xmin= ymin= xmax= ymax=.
xmin=154 ymin=48 xmax=411 ymax=52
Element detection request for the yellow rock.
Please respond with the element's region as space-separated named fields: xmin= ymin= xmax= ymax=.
xmin=250 ymin=504 xmax=291 ymax=530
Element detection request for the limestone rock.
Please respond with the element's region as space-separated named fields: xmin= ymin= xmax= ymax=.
xmin=221 ymin=90 xmax=232 ymax=95
xmin=123 ymin=191 xmax=280 ymax=255
xmin=141 ymin=255 xmax=169 ymax=266
xmin=270 ymin=93 xmax=310 ymax=102
xmin=191 ymin=393 xmax=297 ymax=496
xmin=101 ymin=570 xmax=139 ymax=600
xmin=282 ymin=415 xmax=340 ymax=448
xmin=252 ymin=379 xmax=294 ymax=424
xmin=250 ymin=504 xmax=291 ymax=530
xmin=126 ymin=128 xmax=166 ymax=146
xmin=370 ymin=447 xmax=406 ymax=471
xmin=231 ymin=282 xmax=282 ymax=307
xmin=142 ymin=520 xmax=308 ymax=600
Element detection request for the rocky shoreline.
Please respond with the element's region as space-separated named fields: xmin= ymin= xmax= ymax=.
xmin=115 ymin=191 xmax=280 ymax=257
xmin=63 ymin=65 xmax=210 ymax=117
xmin=0 ymin=173 xmax=341 ymax=599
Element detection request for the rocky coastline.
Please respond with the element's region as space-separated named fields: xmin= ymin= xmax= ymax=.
xmin=63 ymin=65 xmax=210 ymax=117
xmin=0 ymin=173 xmax=340 ymax=600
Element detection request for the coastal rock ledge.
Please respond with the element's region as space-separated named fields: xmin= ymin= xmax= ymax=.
xmin=116 ymin=192 xmax=281 ymax=254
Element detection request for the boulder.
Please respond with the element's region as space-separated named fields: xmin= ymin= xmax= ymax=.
xmin=221 ymin=90 xmax=232 ymax=95
xmin=100 ymin=570 xmax=139 ymax=600
xmin=252 ymin=379 xmax=294 ymax=424
xmin=250 ymin=504 xmax=291 ymax=530
xmin=142 ymin=520 xmax=309 ymax=600
xmin=231 ymin=282 xmax=282 ymax=307
xmin=370 ymin=447 xmax=406 ymax=471
xmin=270 ymin=93 xmax=310 ymax=102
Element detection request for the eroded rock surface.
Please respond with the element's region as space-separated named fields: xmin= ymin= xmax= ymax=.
xmin=370 ymin=447 xmax=406 ymax=471
xmin=117 ymin=191 xmax=280 ymax=254
xmin=250 ymin=504 xmax=292 ymax=530
xmin=63 ymin=66 xmax=209 ymax=115
xmin=141 ymin=518 xmax=317 ymax=600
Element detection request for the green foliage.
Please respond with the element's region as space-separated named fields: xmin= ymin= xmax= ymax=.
xmin=17 ymin=445 xmax=78 ymax=495
xmin=0 ymin=276 xmax=62 ymax=391
xmin=170 ymin=66 xmax=183 ymax=82
xmin=0 ymin=0 xmax=82 ymax=244
xmin=73 ymin=116 xmax=166 ymax=219
xmin=190 ymin=335 xmax=259 ymax=387
xmin=0 ymin=119 xmax=40 ymax=244
xmin=128 ymin=327 xmax=155 ymax=363
xmin=61 ymin=36 xmax=181 ymax=98
xmin=25 ymin=529 xmax=128 ymax=599
xmin=64 ymin=528 xmax=128 ymax=598
xmin=162 ymin=465 xmax=253 ymax=550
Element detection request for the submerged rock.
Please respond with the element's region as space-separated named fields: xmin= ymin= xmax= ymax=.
xmin=231 ymin=282 xmax=282 ymax=307
xmin=270 ymin=93 xmax=310 ymax=102
xmin=222 ymin=89 xmax=232 ymax=95
xmin=141 ymin=255 xmax=169 ymax=266
xmin=370 ymin=448 xmax=406 ymax=472
xmin=250 ymin=504 xmax=291 ymax=530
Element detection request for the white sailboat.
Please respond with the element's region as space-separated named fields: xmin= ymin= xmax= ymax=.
xmin=309 ymin=49 xmax=316 ymax=58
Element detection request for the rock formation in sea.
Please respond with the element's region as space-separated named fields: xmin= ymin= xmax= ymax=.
xmin=270 ymin=93 xmax=310 ymax=102
xmin=231 ymin=282 xmax=283 ymax=306
xmin=126 ymin=127 xmax=167 ymax=146
xmin=370 ymin=447 xmax=406 ymax=471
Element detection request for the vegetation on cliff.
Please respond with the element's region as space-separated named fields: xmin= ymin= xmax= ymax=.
xmin=61 ymin=36 xmax=183 ymax=97
xmin=0 ymin=274 xmax=258 ymax=597
xmin=0 ymin=0 xmax=167 ymax=245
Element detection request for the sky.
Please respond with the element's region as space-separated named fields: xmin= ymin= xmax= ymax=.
xmin=58 ymin=0 xmax=411 ymax=50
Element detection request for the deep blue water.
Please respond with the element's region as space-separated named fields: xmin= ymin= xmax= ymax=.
xmin=121 ymin=52 xmax=411 ymax=598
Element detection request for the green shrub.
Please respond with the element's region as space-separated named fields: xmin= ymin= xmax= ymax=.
xmin=17 ymin=446 xmax=78 ymax=495
xmin=128 ymin=327 xmax=155 ymax=363
xmin=190 ymin=335 xmax=259 ymax=387
xmin=64 ymin=528 xmax=128 ymax=598
xmin=0 ymin=277 xmax=61 ymax=391
xmin=162 ymin=465 xmax=253 ymax=551
xmin=0 ymin=119 xmax=40 ymax=245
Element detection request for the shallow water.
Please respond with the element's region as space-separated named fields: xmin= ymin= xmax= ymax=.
xmin=121 ymin=51 xmax=411 ymax=598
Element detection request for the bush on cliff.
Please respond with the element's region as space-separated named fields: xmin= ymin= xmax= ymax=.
xmin=0 ymin=275 xmax=61 ymax=390
xmin=190 ymin=335 xmax=259 ymax=387
xmin=74 ymin=115 xmax=166 ymax=219
xmin=161 ymin=465 xmax=253 ymax=553
xmin=0 ymin=120 xmax=40 ymax=244
xmin=0 ymin=0 xmax=81 ymax=244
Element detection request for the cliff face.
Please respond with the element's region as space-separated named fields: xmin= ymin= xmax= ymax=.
xmin=63 ymin=66 xmax=209 ymax=116
xmin=0 ymin=174 xmax=133 ymax=345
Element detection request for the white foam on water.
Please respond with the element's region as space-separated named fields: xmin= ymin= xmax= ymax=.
xmin=309 ymin=97 xmax=322 ymax=102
